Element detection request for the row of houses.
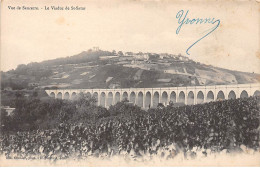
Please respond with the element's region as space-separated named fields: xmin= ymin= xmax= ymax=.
xmin=99 ymin=52 xmax=191 ymax=62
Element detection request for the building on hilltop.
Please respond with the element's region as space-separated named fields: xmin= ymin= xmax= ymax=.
xmin=134 ymin=54 xmax=149 ymax=60
xmin=93 ymin=47 xmax=99 ymax=52
xmin=99 ymin=56 xmax=119 ymax=60
xmin=109 ymin=82 xmax=121 ymax=89
xmin=120 ymin=56 xmax=134 ymax=61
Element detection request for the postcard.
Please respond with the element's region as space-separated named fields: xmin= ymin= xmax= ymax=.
xmin=0 ymin=0 xmax=260 ymax=166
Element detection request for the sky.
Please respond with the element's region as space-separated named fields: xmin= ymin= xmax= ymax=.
xmin=1 ymin=0 xmax=260 ymax=73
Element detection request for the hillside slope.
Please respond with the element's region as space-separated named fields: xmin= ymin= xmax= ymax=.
xmin=1 ymin=49 xmax=259 ymax=90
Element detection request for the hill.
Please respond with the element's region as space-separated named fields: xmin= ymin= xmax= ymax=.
xmin=1 ymin=49 xmax=259 ymax=90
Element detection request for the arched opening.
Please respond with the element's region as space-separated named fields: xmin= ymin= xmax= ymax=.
xmin=162 ymin=91 xmax=168 ymax=106
xmin=71 ymin=92 xmax=77 ymax=100
xmin=197 ymin=91 xmax=204 ymax=104
xmin=86 ymin=92 xmax=92 ymax=99
xmin=115 ymin=92 xmax=120 ymax=104
xmin=57 ymin=92 xmax=62 ymax=99
xmin=137 ymin=92 xmax=143 ymax=107
xmin=217 ymin=91 xmax=225 ymax=100
xmin=178 ymin=91 xmax=185 ymax=104
xmin=107 ymin=92 xmax=113 ymax=107
xmin=170 ymin=91 xmax=177 ymax=103
xmin=130 ymin=92 xmax=136 ymax=104
xmin=240 ymin=90 xmax=248 ymax=98
xmin=253 ymin=90 xmax=260 ymax=97
xmin=64 ymin=92 xmax=70 ymax=100
xmin=187 ymin=91 xmax=194 ymax=105
xmin=122 ymin=92 xmax=128 ymax=101
xmin=153 ymin=92 xmax=159 ymax=108
xmin=50 ymin=92 xmax=55 ymax=98
xmin=93 ymin=92 xmax=98 ymax=105
xmin=100 ymin=92 xmax=106 ymax=107
xmin=206 ymin=91 xmax=214 ymax=102
xmin=228 ymin=90 xmax=236 ymax=100
xmin=145 ymin=92 xmax=151 ymax=108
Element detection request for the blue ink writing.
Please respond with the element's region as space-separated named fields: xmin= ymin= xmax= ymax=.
xmin=176 ymin=10 xmax=220 ymax=55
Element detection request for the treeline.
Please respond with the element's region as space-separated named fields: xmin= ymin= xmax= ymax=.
xmin=0 ymin=93 xmax=144 ymax=132
xmin=41 ymin=50 xmax=113 ymax=66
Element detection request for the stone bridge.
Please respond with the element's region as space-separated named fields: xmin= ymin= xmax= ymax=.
xmin=45 ymin=83 xmax=260 ymax=108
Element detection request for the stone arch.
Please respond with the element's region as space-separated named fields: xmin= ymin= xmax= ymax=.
xmin=228 ymin=90 xmax=236 ymax=99
xmin=57 ymin=92 xmax=62 ymax=99
xmin=130 ymin=92 xmax=136 ymax=104
xmin=170 ymin=91 xmax=177 ymax=103
xmin=122 ymin=92 xmax=128 ymax=101
xmin=187 ymin=91 xmax=194 ymax=105
xmin=86 ymin=92 xmax=92 ymax=98
xmin=145 ymin=92 xmax=151 ymax=108
xmin=93 ymin=92 xmax=98 ymax=105
xmin=137 ymin=92 xmax=144 ymax=107
xmin=240 ymin=90 xmax=248 ymax=98
xmin=162 ymin=91 xmax=168 ymax=106
xmin=153 ymin=92 xmax=159 ymax=108
xmin=217 ymin=90 xmax=225 ymax=100
xmin=197 ymin=91 xmax=204 ymax=104
xmin=50 ymin=92 xmax=55 ymax=98
xmin=115 ymin=92 xmax=120 ymax=104
xmin=107 ymin=92 xmax=113 ymax=107
xmin=253 ymin=90 xmax=260 ymax=97
xmin=178 ymin=91 xmax=185 ymax=103
xmin=71 ymin=92 xmax=77 ymax=100
xmin=100 ymin=92 xmax=106 ymax=107
xmin=206 ymin=91 xmax=214 ymax=102
xmin=64 ymin=92 xmax=70 ymax=100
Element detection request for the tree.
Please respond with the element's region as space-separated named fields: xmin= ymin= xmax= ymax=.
xmin=118 ymin=51 xmax=124 ymax=56
xmin=168 ymin=101 xmax=174 ymax=107
xmin=1 ymin=108 xmax=7 ymax=117
xmin=32 ymin=91 xmax=38 ymax=97
xmin=58 ymin=103 xmax=76 ymax=122
xmin=15 ymin=64 xmax=28 ymax=75
xmin=74 ymin=92 xmax=97 ymax=107
xmin=0 ymin=108 xmax=11 ymax=133
xmin=15 ymin=91 xmax=23 ymax=98
xmin=108 ymin=100 xmax=143 ymax=117
xmin=112 ymin=50 xmax=117 ymax=55
xmin=157 ymin=103 xmax=165 ymax=109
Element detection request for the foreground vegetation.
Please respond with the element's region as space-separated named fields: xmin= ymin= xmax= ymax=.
xmin=0 ymin=94 xmax=259 ymax=160
xmin=0 ymin=92 xmax=144 ymax=132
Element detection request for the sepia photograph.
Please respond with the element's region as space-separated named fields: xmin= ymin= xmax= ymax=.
xmin=0 ymin=0 xmax=260 ymax=167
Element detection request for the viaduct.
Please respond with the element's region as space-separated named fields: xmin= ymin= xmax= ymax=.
xmin=45 ymin=83 xmax=260 ymax=108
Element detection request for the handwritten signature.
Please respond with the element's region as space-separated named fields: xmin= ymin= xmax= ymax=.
xmin=176 ymin=10 xmax=220 ymax=55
